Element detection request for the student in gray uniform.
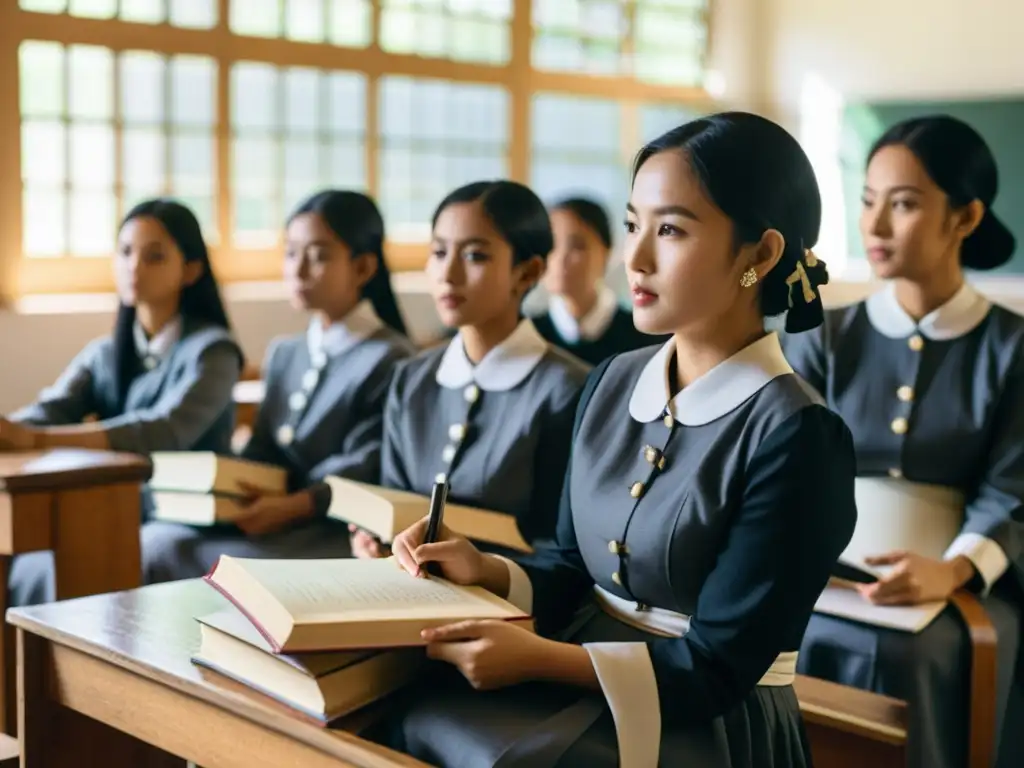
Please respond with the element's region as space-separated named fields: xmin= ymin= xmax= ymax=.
xmin=783 ymin=115 xmax=1024 ymax=768
xmin=142 ymin=190 xmax=416 ymax=583
xmin=367 ymin=112 xmax=858 ymax=768
xmin=349 ymin=180 xmax=590 ymax=559
xmin=533 ymin=197 xmax=667 ymax=365
xmin=0 ymin=198 xmax=243 ymax=605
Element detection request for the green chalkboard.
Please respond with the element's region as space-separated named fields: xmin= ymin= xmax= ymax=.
xmin=840 ymin=98 xmax=1024 ymax=274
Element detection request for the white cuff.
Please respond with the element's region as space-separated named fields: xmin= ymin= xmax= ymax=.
xmin=492 ymin=555 xmax=533 ymax=613
xmin=944 ymin=532 xmax=1010 ymax=593
xmin=583 ymin=642 xmax=661 ymax=768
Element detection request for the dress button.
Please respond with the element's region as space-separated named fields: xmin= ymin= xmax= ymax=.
xmin=611 ymin=571 xmax=622 ymax=586
xmin=143 ymin=355 xmax=158 ymax=371
xmin=890 ymin=417 xmax=908 ymax=435
xmin=463 ymin=384 xmax=480 ymax=404
xmin=643 ymin=445 xmax=660 ymax=464
xmin=608 ymin=540 xmax=627 ymax=555
xmin=448 ymin=423 xmax=467 ymax=442
xmin=663 ymin=412 xmax=674 ymax=428
xmin=896 ymin=385 xmax=914 ymax=402
xmin=276 ymin=424 xmax=295 ymax=446
xmin=908 ymin=334 xmax=924 ymax=352
xmin=288 ymin=391 xmax=307 ymax=411
xmin=311 ymin=350 xmax=328 ymax=369
xmin=657 ymin=456 xmax=666 ymax=470
xmin=301 ymin=369 xmax=320 ymax=391
xmin=629 ymin=481 xmax=645 ymax=499
xmin=441 ymin=444 xmax=457 ymax=464
xmin=888 ymin=467 xmax=903 ymax=479
xmin=434 ymin=472 xmax=447 ymax=484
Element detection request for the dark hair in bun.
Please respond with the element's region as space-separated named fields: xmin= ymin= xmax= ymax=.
xmin=868 ymin=115 xmax=1015 ymax=271
xmin=633 ymin=111 xmax=829 ymax=333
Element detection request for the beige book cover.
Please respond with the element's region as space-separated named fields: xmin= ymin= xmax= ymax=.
xmin=149 ymin=451 xmax=287 ymax=496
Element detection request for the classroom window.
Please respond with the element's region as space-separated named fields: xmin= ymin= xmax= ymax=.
xmin=378 ymin=76 xmax=509 ymax=240
xmin=19 ymin=0 xmax=218 ymax=27
xmin=18 ymin=40 xmax=218 ymax=258
xmin=379 ymin=0 xmax=513 ymax=65
xmin=228 ymin=0 xmax=371 ymax=47
xmin=230 ymin=64 xmax=366 ymax=249
xmin=531 ymin=0 xmax=708 ymax=86
xmin=530 ymin=93 xmax=624 ymax=216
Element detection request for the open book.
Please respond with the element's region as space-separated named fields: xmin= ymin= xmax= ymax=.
xmin=814 ymin=579 xmax=947 ymax=633
xmin=325 ymin=477 xmax=531 ymax=552
xmin=192 ymin=609 xmax=423 ymax=725
xmin=204 ymin=555 xmax=534 ymax=653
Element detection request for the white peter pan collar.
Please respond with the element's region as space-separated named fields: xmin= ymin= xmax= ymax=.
xmin=133 ymin=315 xmax=183 ymax=370
xmin=435 ymin=318 xmax=549 ymax=392
xmin=628 ymin=332 xmax=794 ymax=426
xmin=549 ymin=285 xmax=619 ymax=344
xmin=307 ymin=300 xmax=384 ymax=362
xmin=865 ymin=282 xmax=991 ymax=340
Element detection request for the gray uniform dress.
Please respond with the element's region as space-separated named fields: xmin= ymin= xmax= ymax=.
xmin=783 ymin=283 xmax=1024 ymax=768
xmin=380 ymin=318 xmax=590 ymax=550
xmin=8 ymin=315 xmax=243 ymax=606
xmin=142 ymin=301 xmax=415 ymax=583
xmin=373 ymin=332 xmax=858 ymax=768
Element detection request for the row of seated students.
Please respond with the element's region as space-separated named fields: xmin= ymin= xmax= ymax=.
xmin=0 ymin=110 xmax=1019 ymax=768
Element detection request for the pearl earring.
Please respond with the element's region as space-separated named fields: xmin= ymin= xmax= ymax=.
xmin=740 ymin=268 xmax=758 ymax=288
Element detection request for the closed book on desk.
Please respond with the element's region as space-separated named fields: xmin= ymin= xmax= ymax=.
xmin=150 ymin=452 xmax=287 ymax=496
xmin=815 ymin=573 xmax=946 ymax=633
xmin=192 ymin=609 xmax=423 ymax=725
xmin=204 ymin=555 xmax=534 ymax=653
xmin=324 ymin=477 xmax=531 ymax=552
xmin=151 ymin=491 xmax=249 ymax=526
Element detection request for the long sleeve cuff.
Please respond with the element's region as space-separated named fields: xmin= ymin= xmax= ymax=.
xmin=492 ymin=555 xmax=533 ymax=613
xmin=583 ymin=642 xmax=661 ymax=768
xmin=944 ymin=532 xmax=1010 ymax=594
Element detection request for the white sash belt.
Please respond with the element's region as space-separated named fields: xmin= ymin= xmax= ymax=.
xmin=593 ymin=586 xmax=797 ymax=687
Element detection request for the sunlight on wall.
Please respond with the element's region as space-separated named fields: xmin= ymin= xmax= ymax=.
xmin=798 ymin=72 xmax=848 ymax=278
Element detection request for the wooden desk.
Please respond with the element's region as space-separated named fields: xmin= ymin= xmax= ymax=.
xmin=8 ymin=580 xmax=426 ymax=768
xmin=0 ymin=449 xmax=151 ymax=735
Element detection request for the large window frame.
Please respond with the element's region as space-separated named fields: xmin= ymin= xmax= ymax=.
xmin=0 ymin=0 xmax=714 ymax=299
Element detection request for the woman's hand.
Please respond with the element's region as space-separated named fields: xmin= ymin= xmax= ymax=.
xmin=0 ymin=418 xmax=39 ymax=452
xmin=234 ymin=482 xmax=314 ymax=537
xmin=348 ymin=524 xmax=390 ymax=559
xmin=391 ymin=517 xmax=486 ymax=585
xmin=422 ymin=620 xmax=556 ymax=690
xmin=858 ymin=550 xmax=975 ymax=605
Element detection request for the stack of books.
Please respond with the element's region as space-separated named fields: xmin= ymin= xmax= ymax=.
xmin=192 ymin=555 xmax=534 ymax=725
xmin=148 ymin=452 xmax=288 ymax=525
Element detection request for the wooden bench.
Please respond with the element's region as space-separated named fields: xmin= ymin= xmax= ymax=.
xmin=795 ymin=674 xmax=908 ymax=768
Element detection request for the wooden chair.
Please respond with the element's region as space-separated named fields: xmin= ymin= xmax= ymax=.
xmin=795 ymin=674 xmax=907 ymax=768
xmin=949 ymin=589 xmax=1000 ymax=768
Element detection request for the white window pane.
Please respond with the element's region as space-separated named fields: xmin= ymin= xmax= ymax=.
xmin=286 ymin=0 xmax=324 ymax=42
xmin=70 ymin=123 xmax=115 ymax=188
xmin=635 ymin=52 xmax=702 ymax=86
xmin=123 ymin=127 xmax=166 ymax=189
xmin=69 ymin=0 xmax=116 ymax=17
xmin=532 ymin=94 xmax=619 ymax=151
xmin=171 ymin=56 xmax=216 ymax=127
xmin=636 ymin=8 xmax=706 ymax=47
xmin=532 ymin=34 xmax=582 ymax=72
xmin=532 ymin=0 xmax=580 ymax=29
xmin=379 ymin=9 xmax=418 ymax=55
xmin=233 ymin=137 xmax=278 ymax=190
xmin=170 ymin=0 xmax=218 ymax=28
xmin=284 ymin=68 xmax=321 ymax=134
xmin=325 ymin=140 xmax=365 ymax=188
xmin=20 ymin=0 xmax=68 ymax=11
xmin=120 ymin=52 xmax=165 ymax=124
xmin=21 ymin=121 xmax=66 ymax=185
xmin=581 ymin=1 xmax=622 ymax=36
xmin=232 ymin=64 xmax=279 ymax=130
xmin=234 ymin=195 xmax=278 ymax=247
xmin=20 ymin=41 xmax=65 ymax=118
xmin=328 ymin=0 xmax=371 ymax=47
xmin=120 ymin=0 xmax=164 ymax=23
xmin=379 ymin=78 xmax=415 ymax=139
xmin=23 ymin=188 xmax=67 ymax=257
xmin=69 ymin=192 xmax=116 ymax=256
xmin=230 ymin=0 xmax=283 ymax=37
xmin=327 ymin=72 xmax=365 ymax=135
xmin=171 ymin=132 xmax=213 ymax=192
xmin=69 ymin=46 xmax=114 ymax=119
xmin=284 ymin=140 xmax=319 ymax=184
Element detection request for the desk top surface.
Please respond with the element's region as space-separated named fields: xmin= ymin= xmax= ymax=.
xmin=8 ymin=579 xmax=425 ymax=767
xmin=0 ymin=449 xmax=151 ymax=492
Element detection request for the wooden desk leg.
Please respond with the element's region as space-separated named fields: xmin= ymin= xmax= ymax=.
xmin=52 ymin=483 xmax=142 ymax=601
xmin=18 ymin=630 xmax=184 ymax=767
